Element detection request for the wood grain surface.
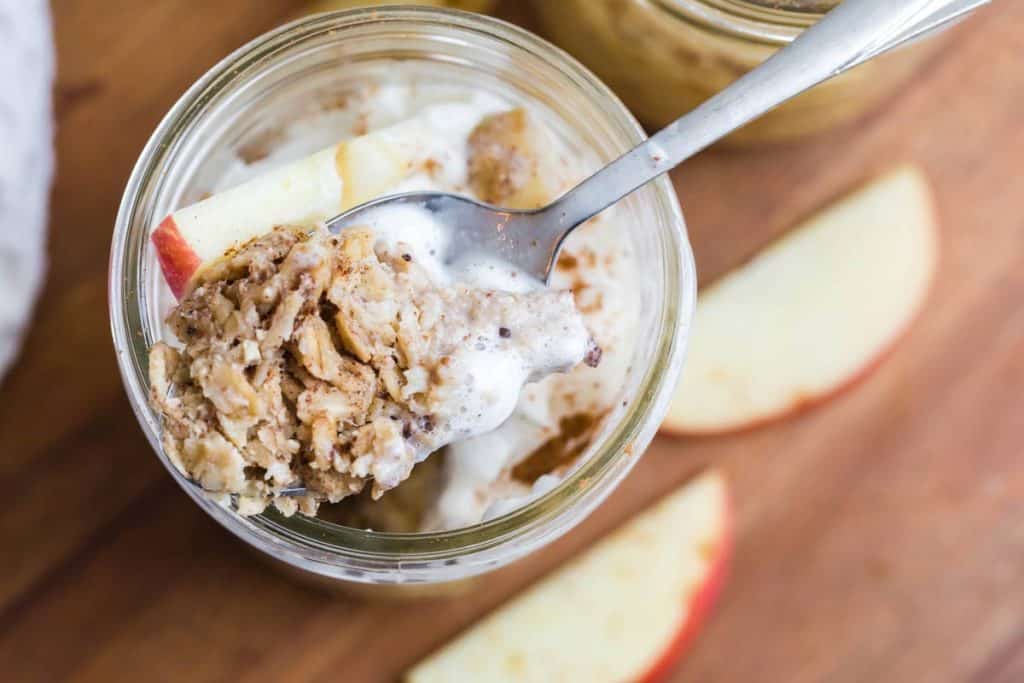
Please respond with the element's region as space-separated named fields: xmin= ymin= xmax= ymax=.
xmin=1 ymin=2 xmax=1021 ymax=681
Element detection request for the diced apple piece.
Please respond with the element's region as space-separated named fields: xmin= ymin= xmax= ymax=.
xmin=467 ymin=109 xmax=559 ymax=210
xmin=663 ymin=165 xmax=938 ymax=435
xmin=406 ymin=471 xmax=731 ymax=683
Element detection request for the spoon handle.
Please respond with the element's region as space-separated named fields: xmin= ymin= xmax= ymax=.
xmin=543 ymin=0 xmax=988 ymax=233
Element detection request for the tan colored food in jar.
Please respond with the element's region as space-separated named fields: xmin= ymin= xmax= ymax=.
xmin=531 ymin=0 xmax=946 ymax=144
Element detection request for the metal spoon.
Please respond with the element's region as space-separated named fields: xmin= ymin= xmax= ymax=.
xmin=328 ymin=0 xmax=989 ymax=285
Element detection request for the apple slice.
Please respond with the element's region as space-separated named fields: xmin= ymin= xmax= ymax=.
xmin=152 ymin=145 xmax=343 ymax=297
xmin=663 ymin=165 xmax=938 ymax=435
xmin=406 ymin=471 xmax=731 ymax=683
xmin=152 ymin=105 xmax=474 ymax=297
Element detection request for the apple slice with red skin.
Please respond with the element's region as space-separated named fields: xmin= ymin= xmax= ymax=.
xmin=662 ymin=165 xmax=938 ymax=435
xmin=406 ymin=471 xmax=731 ymax=683
xmin=151 ymin=144 xmax=345 ymax=298
xmin=151 ymin=107 xmax=474 ymax=298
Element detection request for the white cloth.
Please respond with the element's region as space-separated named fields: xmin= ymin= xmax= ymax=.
xmin=0 ymin=0 xmax=54 ymax=380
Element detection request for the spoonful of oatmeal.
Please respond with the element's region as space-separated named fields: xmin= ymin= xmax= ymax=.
xmin=149 ymin=225 xmax=601 ymax=516
xmin=329 ymin=0 xmax=987 ymax=283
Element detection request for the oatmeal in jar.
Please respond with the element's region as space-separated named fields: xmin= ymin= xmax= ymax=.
xmin=148 ymin=84 xmax=637 ymax=530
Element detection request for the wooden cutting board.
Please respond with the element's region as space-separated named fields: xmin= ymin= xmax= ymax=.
xmin=1 ymin=2 xmax=1021 ymax=681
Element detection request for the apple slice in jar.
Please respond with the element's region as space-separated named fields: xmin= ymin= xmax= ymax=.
xmin=152 ymin=105 xmax=474 ymax=298
xmin=406 ymin=471 xmax=731 ymax=683
xmin=663 ymin=165 xmax=938 ymax=435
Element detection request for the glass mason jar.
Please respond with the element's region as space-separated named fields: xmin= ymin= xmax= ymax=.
xmin=110 ymin=7 xmax=695 ymax=593
xmin=531 ymin=0 xmax=947 ymax=144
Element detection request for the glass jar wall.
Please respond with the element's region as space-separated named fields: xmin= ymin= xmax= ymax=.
xmin=110 ymin=7 xmax=695 ymax=591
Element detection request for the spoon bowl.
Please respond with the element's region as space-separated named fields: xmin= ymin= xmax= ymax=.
xmin=328 ymin=191 xmax=565 ymax=284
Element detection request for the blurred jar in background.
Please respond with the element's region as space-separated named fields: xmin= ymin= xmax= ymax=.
xmin=531 ymin=0 xmax=947 ymax=144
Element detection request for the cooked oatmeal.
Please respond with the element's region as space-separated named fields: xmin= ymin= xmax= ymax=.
xmin=149 ymin=224 xmax=597 ymax=516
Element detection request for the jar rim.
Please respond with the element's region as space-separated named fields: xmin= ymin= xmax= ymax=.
xmin=654 ymin=0 xmax=832 ymax=43
xmin=110 ymin=6 xmax=695 ymax=583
